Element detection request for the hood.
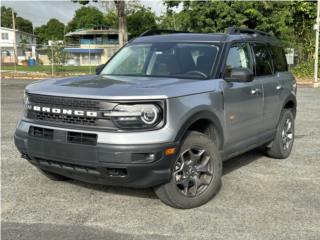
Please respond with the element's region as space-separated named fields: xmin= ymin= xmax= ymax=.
xmin=26 ymin=75 xmax=220 ymax=100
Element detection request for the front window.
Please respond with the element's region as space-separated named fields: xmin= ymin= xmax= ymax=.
xmin=100 ymin=43 xmax=219 ymax=79
xmin=225 ymin=43 xmax=253 ymax=77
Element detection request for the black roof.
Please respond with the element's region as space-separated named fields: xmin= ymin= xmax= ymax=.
xmin=131 ymin=28 xmax=283 ymax=46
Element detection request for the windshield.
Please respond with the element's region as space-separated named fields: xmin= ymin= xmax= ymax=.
xmin=100 ymin=43 xmax=219 ymax=79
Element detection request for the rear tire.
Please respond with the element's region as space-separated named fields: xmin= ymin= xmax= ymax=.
xmin=266 ymin=109 xmax=295 ymax=159
xmin=154 ymin=131 xmax=222 ymax=209
xmin=38 ymin=169 xmax=70 ymax=181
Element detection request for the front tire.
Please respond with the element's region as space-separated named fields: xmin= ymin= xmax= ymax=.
xmin=266 ymin=109 xmax=295 ymax=159
xmin=154 ymin=131 xmax=222 ymax=209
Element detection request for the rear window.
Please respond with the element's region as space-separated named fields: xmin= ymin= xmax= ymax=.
xmin=252 ymin=44 xmax=273 ymax=76
xmin=271 ymin=46 xmax=288 ymax=72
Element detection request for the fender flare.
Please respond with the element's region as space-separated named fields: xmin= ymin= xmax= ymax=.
xmin=282 ymin=93 xmax=297 ymax=117
xmin=174 ymin=110 xmax=224 ymax=149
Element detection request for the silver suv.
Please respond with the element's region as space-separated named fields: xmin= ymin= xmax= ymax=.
xmin=14 ymin=28 xmax=297 ymax=209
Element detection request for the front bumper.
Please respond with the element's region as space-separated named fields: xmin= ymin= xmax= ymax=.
xmin=14 ymin=121 xmax=178 ymax=188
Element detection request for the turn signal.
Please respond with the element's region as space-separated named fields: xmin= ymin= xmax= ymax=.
xmin=165 ymin=147 xmax=176 ymax=156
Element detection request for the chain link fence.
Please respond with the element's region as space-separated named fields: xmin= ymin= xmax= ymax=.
xmin=1 ymin=42 xmax=119 ymax=77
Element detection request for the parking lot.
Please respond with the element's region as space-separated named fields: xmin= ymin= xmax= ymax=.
xmin=1 ymin=78 xmax=320 ymax=240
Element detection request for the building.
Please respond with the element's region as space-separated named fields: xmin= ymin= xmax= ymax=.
xmin=0 ymin=27 xmax=37 ymax=65
xmin=64 ymin=26 xmax=120 ymax=66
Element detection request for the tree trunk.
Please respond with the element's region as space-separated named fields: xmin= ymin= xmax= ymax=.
xmin=114 ymin=1 xmax=128 ymax=47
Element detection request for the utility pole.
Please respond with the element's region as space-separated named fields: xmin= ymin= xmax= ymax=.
xmin=11 ymin=9 xmax=18 ymax=71
xmin=314 ymin=0 xmax=320 ymax=88
xmin=51 ymin=43 xmax=54 ymax=77
xmin=89 ymin=43 xmax=91 ymax=74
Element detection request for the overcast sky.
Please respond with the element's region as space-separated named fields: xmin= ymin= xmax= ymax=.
xmin=2 ymin=0 xmax=168 ymax=27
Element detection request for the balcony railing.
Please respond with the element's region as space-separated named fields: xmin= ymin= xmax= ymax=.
xmin=79 ymin=39 xmax=118 ymax=45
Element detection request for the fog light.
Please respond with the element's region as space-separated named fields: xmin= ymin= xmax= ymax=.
xmin=146 ymin=153 xmax=156 ymax=161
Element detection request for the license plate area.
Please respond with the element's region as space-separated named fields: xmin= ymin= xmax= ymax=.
xmin=67 ymin=131 xmax=97 ymax=145
xmin=28 ymin=126 xmax=98 ymax=163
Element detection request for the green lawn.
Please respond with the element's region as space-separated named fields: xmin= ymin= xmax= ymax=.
xmin=1 ymin=65 xmax=95 ymax=73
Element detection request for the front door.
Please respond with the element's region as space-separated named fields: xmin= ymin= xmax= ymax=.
xmin=222 ymin=42 xmax=263 ymax=145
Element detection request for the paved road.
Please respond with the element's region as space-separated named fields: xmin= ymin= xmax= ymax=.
xmin=1 ymin=79 xmax=320 ymax=240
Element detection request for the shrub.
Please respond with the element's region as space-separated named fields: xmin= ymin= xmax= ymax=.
xmin=291 ymin=62 xmax=319 ymax=78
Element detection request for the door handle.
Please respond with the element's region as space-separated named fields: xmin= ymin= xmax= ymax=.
xmin=251 ymin=88 xmax=261 ymax=95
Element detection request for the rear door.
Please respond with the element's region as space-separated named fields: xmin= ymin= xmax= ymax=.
xmin=251 ymin=43 xmax=281 ymax=131
xmin=269 ymin=45 xmax=292 ymax=125
xmin=222 ymin=42 xmax=264 ymax=145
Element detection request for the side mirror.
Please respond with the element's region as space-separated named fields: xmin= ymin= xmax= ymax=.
xmin=95 ymin=64 xmax=105 ymax=75
xmin=224 ymin=68 xmax=253 ymax=82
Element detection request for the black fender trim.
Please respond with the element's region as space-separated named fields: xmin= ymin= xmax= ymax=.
xmin=174 ymin=111 xmax=224 ymax=149
xmin=282 ymin=93 xmax=297 ymax=118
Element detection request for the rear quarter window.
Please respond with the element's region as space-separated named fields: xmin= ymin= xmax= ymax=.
xmin=271 ymin=46 xmax=288 ymax=72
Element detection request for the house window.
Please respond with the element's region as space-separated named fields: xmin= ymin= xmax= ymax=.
xmin=1 ymin=33 xmax=9 ymax=40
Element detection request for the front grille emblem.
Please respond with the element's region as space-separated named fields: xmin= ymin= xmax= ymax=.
xmin=30 ymin=105 xmax=98 ymax=118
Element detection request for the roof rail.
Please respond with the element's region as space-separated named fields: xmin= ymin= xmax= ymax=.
xmin=227 ymin=27 xmax=273 ymax=37
xmin=139 ymin=29 xmax=189 ymax=37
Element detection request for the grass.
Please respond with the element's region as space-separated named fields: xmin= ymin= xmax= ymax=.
xmin=1 ymin=65 xmax=95 ymax=73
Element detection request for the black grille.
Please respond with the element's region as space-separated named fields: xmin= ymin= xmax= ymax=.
xmin=27 ymin=94 xmax=117 ymax=129
xmin=67 ymin=132 xmax=97 ymax=145
xmin=29 ymin=94 xmax=101 ymax=110
xmin=29 ymin=126 xmax=54 ymax=139
xmin=28 ymin=111 xmax=97 ymax=126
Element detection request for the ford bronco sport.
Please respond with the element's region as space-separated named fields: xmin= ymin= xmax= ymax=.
xmin=14 ymin=28 xmax=297 ymax=209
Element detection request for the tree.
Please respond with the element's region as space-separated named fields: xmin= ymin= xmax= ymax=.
xmin=127 ymin=4 xmax=157 ymax=38
xmin=34 ymin=25 xmax=47 ymax=44
xmin=105 ymin=4 xmax=157 ymax=39
xmin=66 ymin=6 xmax=106 ymax=32
xmin=161 ymin=1 xmax=293 ymax=35
xmin=47 ymin=43 xmax=66 ymax=68
xmin=104 ymin=11 xmax=118 ymax=28
xmin=163 ymin=1 xmax=317 ymax=63
xmin=15 ymin=17 xmax=33 ymax=33
xmin=1 ymin=6 xmax=33 ymax=33
xmin=1 ymin=6 xmax=12 ymax=28
xmin=34 ymin=19 xmax=65 ymax=44
xmin=289 ymin=1 xmax=317 ymax=62
xmin=114 ymin=1 xmax=127 ymax=46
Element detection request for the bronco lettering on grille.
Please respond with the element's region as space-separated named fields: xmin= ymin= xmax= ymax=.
xmin=30 ymin=105 xmax=98 ymax=118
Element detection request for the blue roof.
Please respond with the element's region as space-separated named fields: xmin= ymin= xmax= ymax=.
xmin=63 ymin=48 xmax=104 ymax=53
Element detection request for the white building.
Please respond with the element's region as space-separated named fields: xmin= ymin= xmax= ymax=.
xmin=0 ymin=27 xmax=37 ymax=64
xmin=64 ymin=27 xmax=119 ymax=66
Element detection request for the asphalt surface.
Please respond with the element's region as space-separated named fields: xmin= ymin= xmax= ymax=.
xmin=1 ymin=79 xmax=320 ymax=240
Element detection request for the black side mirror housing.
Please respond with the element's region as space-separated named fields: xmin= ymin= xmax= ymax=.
xmin=224 ymin=68 xmax=254 ymax=82
xmin=95 ymin=64 xmax=105 ymax=75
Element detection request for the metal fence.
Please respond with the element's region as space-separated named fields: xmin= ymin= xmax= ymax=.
xmin=1 ymin=42 xmax=119 ymax=76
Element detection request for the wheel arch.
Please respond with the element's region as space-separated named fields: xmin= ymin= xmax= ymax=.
xmin=282 ymin=94 xmax=297 ymax=118
xmin=174 ymin=111 xmax=224 ymax=150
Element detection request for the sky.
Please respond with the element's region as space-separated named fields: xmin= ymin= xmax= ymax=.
xmin=2 ymin=0 xmax=168 ymax=27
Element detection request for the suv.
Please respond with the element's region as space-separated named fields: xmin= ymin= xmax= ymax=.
xmin=14 ymin=28 xmax=297 ymax=209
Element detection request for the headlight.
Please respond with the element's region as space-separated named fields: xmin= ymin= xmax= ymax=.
xmin=23 ymin=92 xmax=29 ymax=106
xmin=103 ymin=103 xmax=163 ymax=130
xmin=23 ymin=92 xmax=30 ymax=117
